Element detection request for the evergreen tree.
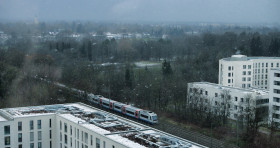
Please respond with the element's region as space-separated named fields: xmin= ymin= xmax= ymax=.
xmin=250 ymin=36 xmax=263 ymax=56
xmin=88 ymin=41 xmax=93 ymax=61
xmin=268 ymin=38 xmax=280 ymax=56
xmin=162 ymin=60 xmax=173 ymax=76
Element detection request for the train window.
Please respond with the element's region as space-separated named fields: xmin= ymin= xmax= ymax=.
xmin=103 ymin=103 xmax=109 ymax=106
xmin=140 ymin=114 xmax=148 ymax=119
xmin=126 ymin=110 xmax=134 ymax=115
xmin=115 ymin=106 xmax=121 ymax=109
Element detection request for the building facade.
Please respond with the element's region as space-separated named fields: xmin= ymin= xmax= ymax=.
xmin=187 ymin=82 xmax=269 ymax=121
xmin=269 ymin=68 xmax=280 ymax=127
xmin=219 ymin=55 xmax=280 ymax=89
xmin=0 ymin=103 xmax=204 ymax=148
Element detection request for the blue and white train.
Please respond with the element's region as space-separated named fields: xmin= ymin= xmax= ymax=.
xmin=87 ymin=93 xmax=158 ymax=124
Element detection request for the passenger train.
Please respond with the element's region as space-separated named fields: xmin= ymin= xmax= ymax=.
xmin=87 ymin=93 xmax=158 ymax=124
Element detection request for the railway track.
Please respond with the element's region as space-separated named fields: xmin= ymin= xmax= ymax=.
xmin=153 ymin=121 xmax=229 ymax=148
xmin=38 ymin=78 xmax=238 ymax=148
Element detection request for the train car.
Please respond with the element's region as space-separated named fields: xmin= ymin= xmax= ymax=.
xmin=113 ymin=102 xmax=127 ymax=113
xmin=86 ymin=94 xmax=158 ymax=124
xmin=124 ymin=106 xmax=142 ymax=119
xmin=139 ymin=110 xmax=158 ymax=124
xmin=92 ymin=95 xmax=102 ymax=104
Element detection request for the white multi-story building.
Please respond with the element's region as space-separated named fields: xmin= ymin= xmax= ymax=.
xmin=187 ymin=82 xmax=269 ymax=121
xmin=219 ymin=55 xmax=280 ymax=89
xmin=0 ymin=103 xmax=205 ymax=148
xmin=269 ymin=68 xmax=280 ymax=126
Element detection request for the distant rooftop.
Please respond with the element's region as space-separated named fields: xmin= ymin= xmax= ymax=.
xmin=221 ymin=55 xmax=280 ymax=61
xmin=189 ymin=82 xmax=268 ymax=96
xmin=0 ymin=103 xmax=204 ymax=148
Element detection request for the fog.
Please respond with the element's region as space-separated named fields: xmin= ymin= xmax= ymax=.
xmin=0 ymin=0 xmax=279 ymax=24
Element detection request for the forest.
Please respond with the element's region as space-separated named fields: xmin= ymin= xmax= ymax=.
xmin=0 ymin=22 xmax=280 ymax=147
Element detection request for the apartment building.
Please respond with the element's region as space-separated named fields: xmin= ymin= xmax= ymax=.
xmin=187 ymin=82 xmax=269 ymax=121
xmin=269 ymin=68 xmax=280 ymax=127
xmin=219 ymin=55 xmax=280 ymax=89
xmin=0 ymin=103 xmax=205 ymax=148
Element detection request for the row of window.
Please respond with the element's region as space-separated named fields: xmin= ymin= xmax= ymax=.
xmin=254 ymin=74 xmax=268 ymax=80
xmin=60 ymin=121 xmax=115 ymax=148
xmin=254 ymin=68 xmax=268 ymax=74
xmin=254 ymin=62 xmax=279 ymax=68
xmin=242 ymin=83 xmax=251 ymax=88
xmin=254 ymin=80 xmax=268 ymax=86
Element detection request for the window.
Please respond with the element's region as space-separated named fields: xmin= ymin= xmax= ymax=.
xmin=240 ymin=107 xmax=243 ymax=111
xmin=50 ymin=141 xmax=52 ymax=148
xmin=274 ymin=81 xmax=280 ymax=86
xmin=277 ymin=63 xmax=279 ymax=67
xmin=18 ymin=122 xmax=22 ymax=131
xmin=38 ymin=120 xmax=41 ymax=129
xmin=242 ymin=84 xmax=246 ymax=88
xmin=96 ymin=138 xmax=100 ymax=148
xmin=18 ymin=133 xmax=22 ymax=142
xmin=273 ymin=97 xmax=280 ymax=103
xmin=248 ymin=77 xmax=251 ymax=81
xmin=265 ymin=74 xmax=267 ymax=79
xmin=241 ymin=98 xmax=244 ymax=102
xmin=64 ymin=123 xmax=67 ymax=133
xmin=70 ymin=126 xmax=72 ymax=135
xmin=65 ymin=134 xmax=68 ymax=144
xmin=60 ymin=121 xmax=62 ymax=130
xmin=38 ymin=131 xmax=42 ymax=140
xmin=228 ymin=73 xmax=231 ymax=77
xmin=275 ymin=73 xmax=280 ymax=77
xmin=215 ymin=101 xmax=217 ymax=105
xmin=5 ymin=136 xmax=10 ymax=145
xmin=112 ymin=146 xmax=115 ymax=148
xmin=262 ymin=63 xmax=264 ymax=67
xmin=30 ymin=132 xmax=34 ymax=141
xmin=50 ymin=130 xmax=52 ymax=139
xmin=271 ymin=63 xmax=274 ymax=67
xmin=228 ymin=79 xmax=231 ymax=83
xmin=234 ymin=105 xmax=238 ymax=110
xmin=30 ymin=120 xmax=34 ymax=130
xmin=85 ymin=132 xmax=88 ymax=144
xmin=248 ymin=65 xmax=251 ymax=69
xmin=30 ymin=143 xmax=34 ymax=148
xmin=103 ymin=141 xmax=106 ymax=148
xmin=215 ymin=93 xmax=218 ymax=97
xmin=274 ymin=89 xmax=280 ymax=94
xmin=243 ymin=71 xmax=246 ymax=75
xmin=205 ymin=91 xmax=208 ymax=95
xmin=49 ymin=119 xmax=52 ymax=128
xmin=235 ymin=97 xmax=238 ymax=101
xmin=248 ymin=71 xmax=251 ymax=75
xmin=4 ymin=125 xmax=10 ymax=135
xmin=266 ymin=69 xmax=268 ymax=73
xmin=248 ymin=84 xmax=251 ymax=87
xmin=90 ymin=135 xmax=93 ymax=146
xmin=266 ymin=63 xmax=268 ymax=67
xmin=77 ymin=129 xmax=79 ymax=139
xmin=228 ymin=66 xmax=231 ymax=70
xmin=38 ymin=142 xmax=42 ymax=148
xmin=60 ymin=132 xmax=62 ymax=141
xmin=243 ymin=65 xmax=246 ymax=69
xmin=242 ymin=77 xmax=246 ymax=81
xmin=19 ymin=144 xmax=22 ymax=148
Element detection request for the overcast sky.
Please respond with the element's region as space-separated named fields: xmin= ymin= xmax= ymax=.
xmin=0 ymin=0 xmax=279 ymax=24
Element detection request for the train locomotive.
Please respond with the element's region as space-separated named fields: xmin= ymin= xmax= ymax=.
xmin=87 ymin=93 xmax=158 ymax=124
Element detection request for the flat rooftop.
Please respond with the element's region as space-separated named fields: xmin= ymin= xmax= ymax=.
xmin=189 ymin=82 xmax=268 ymax=95
xmin=0 ymin=103 xmax=205 ymax=148
xmin=221 ymin=55 xmax=280 ymax=61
